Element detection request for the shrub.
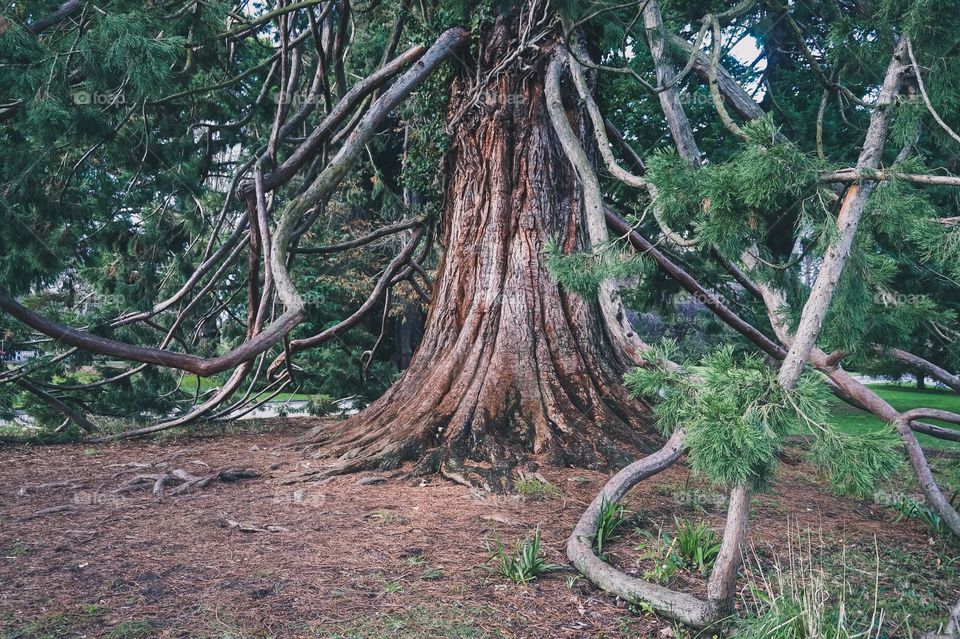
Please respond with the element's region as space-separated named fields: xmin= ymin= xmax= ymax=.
xmin=594 ymin=497 xmax=630 ymax=556
xmin=673 ymin=517 xmax=722 ymax=573
xmin=485 ymin=528 xmax=563 ymax=584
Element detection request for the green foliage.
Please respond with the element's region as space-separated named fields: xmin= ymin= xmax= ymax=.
xmin=636 ymin=529 xmax=681 ymax=584
xmin=304 ymin=395 xmax=336 ymax=417
xmin=892 ymin=496 xmax=958 ymax=541
xmin=645 ymin=118 xmax=828 ymax=256
xmin=635 ymin=517 xmax=721 ymax=582
xmin=628 ymin=345 xmax=820 ymax=486
xmin=544 ymin=237 xmax=649 ymax=298
xmin=627 ymin=344 xmax=901 ymax=494
xmin=514 ymin=477 xmax=562 ymax=500
xmin=593 ymin=497 xmax=630 ymax=556
xmin=807 ymin=429 xmax=904 ymax=498
xmin=485 ymin=528 xmax=563 ymax=584
xmin=672 ymin=517 xmax=722 ymax=574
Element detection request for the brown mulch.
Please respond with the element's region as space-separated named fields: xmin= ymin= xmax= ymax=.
xmin=0 ymin=421 xmax=953 ymax=638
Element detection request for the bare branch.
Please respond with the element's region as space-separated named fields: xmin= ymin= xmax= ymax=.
xmin=906 ymin=38 xmax=960 ymax=147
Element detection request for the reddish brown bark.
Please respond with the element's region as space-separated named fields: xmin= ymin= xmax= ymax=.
xmin=297 ymin=24 xmax=657 ymax=488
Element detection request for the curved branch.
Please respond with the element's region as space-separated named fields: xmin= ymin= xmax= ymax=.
xmin=12 ymin=376 xmax=96 ymax=433
xmin=906 ymin=38 xmax=960 ymax=147
xmin=881 ymin=346 xmax=960 ymax=394
xmin=0 ymin=27 xmax=468 ymax=378
xmin=0 ymin=289 xmax=303 ymax=377
xmin=268 ymin=225 xmax=426 ymax=378
xmin=568 ymin=429 xmax=751 ymax=627
xmin=292 ymin=218 xmax=421 ymax=254
xmin=546 ymin=54 xmax=654 ymax=366
xmin=894 ymin=413 xmax=960 ymax=537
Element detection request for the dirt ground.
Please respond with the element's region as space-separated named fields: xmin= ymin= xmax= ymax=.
xmin=1 ymin=420 xmax=957 ymax=638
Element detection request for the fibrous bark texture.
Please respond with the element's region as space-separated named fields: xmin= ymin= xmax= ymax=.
xmin=298 ymin=23 xmax=657 ymax=489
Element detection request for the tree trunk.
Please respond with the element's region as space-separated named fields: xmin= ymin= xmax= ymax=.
xmin=297 ymin=20 xmax=658 ymax=489
xmin=393 ymin=301 xmax=424 ymax=371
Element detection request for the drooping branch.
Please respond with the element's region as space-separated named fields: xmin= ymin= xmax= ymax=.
xmin=11 ymin=376 xmax=96 ymax=433
xmin=605 ymin=210 xmax=786 ymax=361
xmin=881 ymin=346 xmax=960 ymax=394
xmin=566 ymin=4 xmax=754 ymax=624
xmin=0 ymin=27 xmax=468 ymax=378
xmin=0 ymin=289 xmax=303 ymax=377
xmin=25 ymin=0 xmax=81 ymax=35
xmin=564 ymin=29 xmax=696 ymax=248
xmin=545 ymin=53 xmax=652 ymax=366
xmin=906 ymin=37 xmax=960 ymax=147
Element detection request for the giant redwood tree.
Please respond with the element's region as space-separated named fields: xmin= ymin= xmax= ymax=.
xmin=294 ymin=13 xmax=659 ymax=486
xmin=4 ymin=0 xmax=960 ymax=631
xmin=0 ymin=0 xmax=661 ymax=483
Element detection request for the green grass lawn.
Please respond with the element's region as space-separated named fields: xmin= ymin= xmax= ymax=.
xmin=828 ymin=383 xmax=960 ymax=451
xmin=175 ymin=376 xmax=317 ymax=403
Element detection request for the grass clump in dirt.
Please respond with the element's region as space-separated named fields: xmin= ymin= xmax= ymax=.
xmin=593 ymin=497 xmax=631 ymax=556
xmin=514 ymin=477 xmax=562 ymax=500
xmin=485 ymin=527 xmax=562 ymax=584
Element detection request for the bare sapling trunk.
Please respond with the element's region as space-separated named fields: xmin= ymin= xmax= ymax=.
xmin=560 ymin=2 xmax=753 ymax=625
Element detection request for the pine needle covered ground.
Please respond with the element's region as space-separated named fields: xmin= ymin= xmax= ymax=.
xmin=1 ymin=410 xmax=957 ymax=639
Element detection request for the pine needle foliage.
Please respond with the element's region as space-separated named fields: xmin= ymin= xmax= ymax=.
xmin=645 ymin=118 xmax=829 ymax=257
xmin=625 ymin=344 xmax=901 ymax=494
xmin=544 ymin=237 xmax=649 ymax=298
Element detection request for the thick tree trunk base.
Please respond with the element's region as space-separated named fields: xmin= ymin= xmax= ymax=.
xmin=294 ymin=21 xmax=658 ymax=490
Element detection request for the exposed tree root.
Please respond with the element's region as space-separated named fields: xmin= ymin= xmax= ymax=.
xmin=923 ymin=594 xmax=960 ymax=639
xmin=112 ymin=464 xmax=259 ymax=499
xmin=567 ymin=429 xmax=752 ymax=628
xmin=17 ymin=480 xmax=81 ymax=496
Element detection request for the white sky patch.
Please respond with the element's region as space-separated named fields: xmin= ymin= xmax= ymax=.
xmin=728 ymin=34 xmax=765 ymax=72
xmin=725 ymin=32 xmax=766 ymax=99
